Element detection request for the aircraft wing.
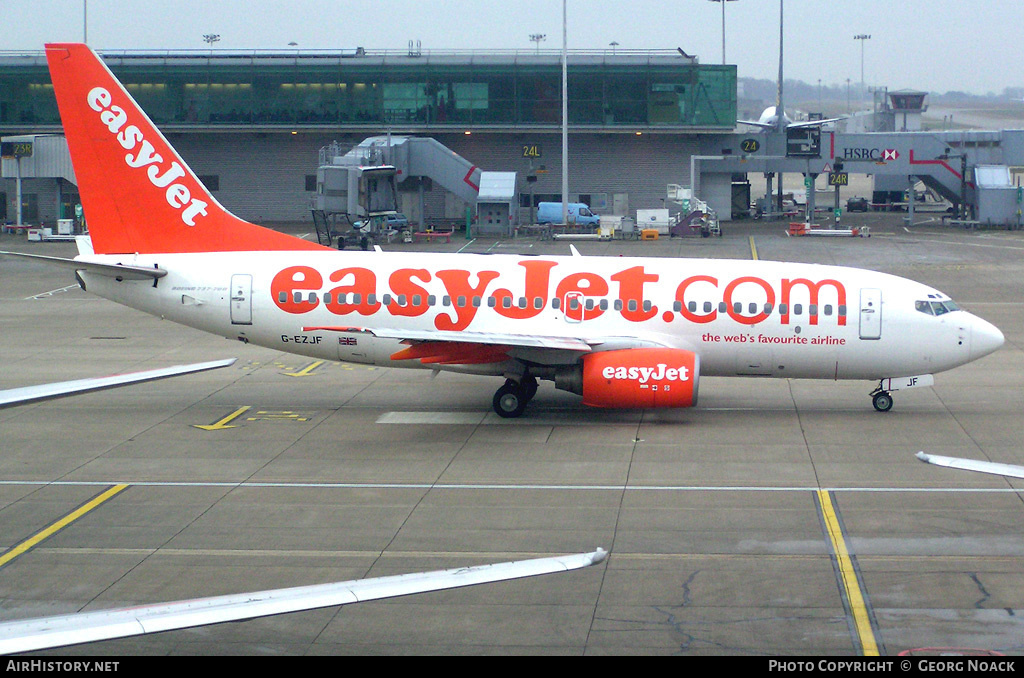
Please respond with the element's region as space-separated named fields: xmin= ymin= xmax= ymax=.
xmin=916 ymin=451 xmax=1024 ymax=480
xmin=0 ymin=251 xmax=166 ymax=281
xmin=787 ymin=116 xmax=846 ymax=129
xmin=737 ymin=117 xmax=845 ymax=130
xmin=305 ymin=325 xmax=594 ymax=352
xmin=0 ymin=360 xmax=237 ymax=409
xmin=305 ymin=325 xmax=674 ymax=364
xmin=0 ymin=549 xmax=607 ymax=654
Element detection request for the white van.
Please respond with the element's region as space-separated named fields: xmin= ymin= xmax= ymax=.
xmin=535 ymin=202 xmax=600 ymax=225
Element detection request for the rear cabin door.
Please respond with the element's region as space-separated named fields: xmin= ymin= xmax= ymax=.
xmin=230 ymin=274 xmax=253 ymax=325
xmin=859 ymin=288 xmax=882 ymax=340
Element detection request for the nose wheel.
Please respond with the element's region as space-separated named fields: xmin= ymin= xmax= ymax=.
xmin=870 ymin=388 xmax=894 ymax=412
xmin=492 ymin=376 xmax=538 ymax=419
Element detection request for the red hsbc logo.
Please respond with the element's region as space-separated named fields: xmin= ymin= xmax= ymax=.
xmin=883 ymin=149 xmax=899 ymax=161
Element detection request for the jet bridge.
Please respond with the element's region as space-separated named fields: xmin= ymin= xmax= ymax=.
xmin=693 ymin=129 xmax=1024 ymax=225
xmin=315 ymin=136 xmax=482 ymax=227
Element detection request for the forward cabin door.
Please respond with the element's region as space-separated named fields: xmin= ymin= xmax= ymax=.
xmin=230 ymin=274 xmax=253 ymax=325
xmin=859 ymin=288 xmax=882 ymax=340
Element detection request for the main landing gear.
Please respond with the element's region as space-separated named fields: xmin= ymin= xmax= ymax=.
xmin=870 ymin=383 xmax=894 ymax=412
xmin=493 ymin=376 xmax=539 ymax=418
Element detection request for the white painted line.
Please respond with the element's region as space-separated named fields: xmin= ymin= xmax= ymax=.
xmin=0 ymin=479 xmax=1020 ymax=494
xmin=376 ymin=411 xmax=486 ymax=425
xmin=376 ymin=411 xmax=644 ymax=425
xmin=25 ymin=284 xmax=79 ymax=300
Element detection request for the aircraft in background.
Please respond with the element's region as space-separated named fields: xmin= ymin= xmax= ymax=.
xmin=738 ymin=105 xmax=845 ymax=132
xmin=0 ymin=44 xmax=1003 ymax=420
xmin=0 ymin=548 xmax=606 ymax=653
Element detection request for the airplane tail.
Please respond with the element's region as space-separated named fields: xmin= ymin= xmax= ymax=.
xmin=45 ymin=43 xmax=326 ymax=255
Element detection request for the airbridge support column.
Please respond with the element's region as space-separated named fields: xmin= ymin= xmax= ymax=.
xmin=907 ymin=175 xmax=915 ymax=224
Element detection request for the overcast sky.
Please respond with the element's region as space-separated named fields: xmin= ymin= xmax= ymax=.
xmin=3 ymin=0 xmax=1022 ymax=95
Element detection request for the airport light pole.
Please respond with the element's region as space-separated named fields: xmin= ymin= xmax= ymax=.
xmin=854 ymin=34 xmax=871 ymax=103
xmin=561 ymin=0 xmax=568 ymax=226
xmin=530 ymin=34 xmax=546 ymax=54
xmin=708 ymin=0 xmax=738 ymax=65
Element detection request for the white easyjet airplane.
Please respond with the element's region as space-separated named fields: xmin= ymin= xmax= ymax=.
xmin=3 ymin=44 xmax=1005 ymax=419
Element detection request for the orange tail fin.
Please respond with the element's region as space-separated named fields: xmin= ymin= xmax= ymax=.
xmin=45 ymin=43 xmax=326 ymax=255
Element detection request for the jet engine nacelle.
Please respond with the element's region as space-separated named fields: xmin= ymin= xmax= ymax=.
xmin=556 ymin=348 xmax=700 ymax=409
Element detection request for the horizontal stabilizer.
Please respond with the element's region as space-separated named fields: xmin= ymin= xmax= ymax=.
xmin=0 ymin=250 xmax=166 ymax=281
xmin=0 ymin=359 xmax=236 ymax=408
xmin=0 ymin=549 xmax=607 ymax=654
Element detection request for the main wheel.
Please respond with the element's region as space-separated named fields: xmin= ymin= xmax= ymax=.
xmin=872 ymin=391 xmax=893 ymax=412
xmin=493 ymin=380 xmax=528 ymax=418
xmin=521 ymin=376 xmax=539 ymax=402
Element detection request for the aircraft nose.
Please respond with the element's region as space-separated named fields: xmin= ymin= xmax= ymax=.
xmin=970 ymin=316 xmax=1004 ymax=361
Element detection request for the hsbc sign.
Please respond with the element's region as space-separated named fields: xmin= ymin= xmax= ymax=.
xmin=842 ymin=147 xmax=901 ymax=162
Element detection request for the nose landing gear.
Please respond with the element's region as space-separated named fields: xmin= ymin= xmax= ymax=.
xmin=870 ymin=385 xmax=894 ymax=412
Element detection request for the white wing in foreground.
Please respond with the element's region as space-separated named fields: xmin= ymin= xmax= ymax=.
xmin=0 ymin=549 xmax=607 ymax=654
xmin=0 ymin=359 xmax=237 ymax=408
xmin=916 ymin=451 xmax=1024 ymax=480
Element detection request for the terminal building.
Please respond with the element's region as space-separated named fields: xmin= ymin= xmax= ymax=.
xmin=0 ymin=47 xmax=736 ymax=227
xmin=3 ymin=47 xmax=1022 ymax=231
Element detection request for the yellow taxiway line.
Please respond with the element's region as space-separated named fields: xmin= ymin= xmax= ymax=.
xmin=0 ymin=484 xmax=129 ymax=569
xmin=817 ymin=489 xmax=880 ymax=656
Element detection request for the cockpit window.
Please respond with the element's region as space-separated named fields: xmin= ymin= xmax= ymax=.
xmin=916 ymin=299 xmax=960 ymax=316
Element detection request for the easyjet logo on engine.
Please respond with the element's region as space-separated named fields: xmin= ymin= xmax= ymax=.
xmin=87 ymin=87 xmax=209 ymax=227
xmin=602 ymin=363 xmax=691 ymax=384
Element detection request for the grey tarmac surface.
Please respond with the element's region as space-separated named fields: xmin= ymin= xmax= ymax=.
xmin=0 ymin=212 xmax=1022 ymax=656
